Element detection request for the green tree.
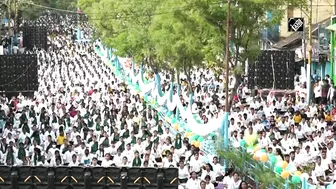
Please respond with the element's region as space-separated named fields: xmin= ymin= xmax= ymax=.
xmin=149 ymin=0 xmax=206 ymax=91
xmin=80 ymin=0 xmax=305 ymax=101
xmin=79 ymin=0 xmax=168 ymax=73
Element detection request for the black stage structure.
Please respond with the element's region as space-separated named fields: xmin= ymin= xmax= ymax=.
xmin=0 ymin=54 xmax=38 ymax=97
xmin=0 ymin=166 xmax=179 ymax=189
xmin=248 ymin=50 xmax=296 ymax=90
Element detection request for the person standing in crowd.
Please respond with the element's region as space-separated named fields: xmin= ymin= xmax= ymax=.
xmin=327 ymin=84 xmax=336 ymax=105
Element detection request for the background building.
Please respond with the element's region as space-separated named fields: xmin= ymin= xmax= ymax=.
xmin=279 ymin=0 xmax=335 ymax=38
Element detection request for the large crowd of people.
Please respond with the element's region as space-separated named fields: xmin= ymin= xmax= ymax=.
xmin=228 ymin=79 xmax=336 ymax=188
xmin=0 ymin=13 xmax=251 ymax=189
xmin=1 ymin=11 xmax=336 ymax=189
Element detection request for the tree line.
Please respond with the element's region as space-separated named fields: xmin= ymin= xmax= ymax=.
xmin=79 ymin=0 xmax=306 ymax=104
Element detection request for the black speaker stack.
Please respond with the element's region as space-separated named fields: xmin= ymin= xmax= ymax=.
xmin=21 ymin=26 xmax=48 ymax=50
xmin=248 ymin=50 xmax=295 ymax=90
xmin=0 ymin=54 xmax=38 ymax=92
xmin=0 ymin=166 xmax=179 ymax=189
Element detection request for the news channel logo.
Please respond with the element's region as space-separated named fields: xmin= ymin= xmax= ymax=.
xmin=288 ymin=18 xmax=304 ymax=32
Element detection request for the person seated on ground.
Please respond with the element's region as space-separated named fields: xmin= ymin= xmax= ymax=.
xmin=101 ymin=153 xmax=114 ymax=167
xmin=186 ymin=171 xmax=200 ymax=189
xmin=132 ymin=151 xmax=142 ymax=167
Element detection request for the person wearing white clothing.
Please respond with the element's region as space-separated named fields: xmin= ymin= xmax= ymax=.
xmin=314 ymin=83 xmax=321 ymax=104
xmin=186 ymin=171 xmax=200 ymax=189
xmin=68 ymin=154 xmax=79 ymax=166
xmin=200 ymin=180 xmax=207 ymax=189
xmin=178 ymin=161 xmax=189 ymax=186
xmin=120 ymin=156 xmax=131 ymax=167
xmin=201 ymin=163 xmax=216 ymax=183
xmin=74 ymin=142 xmax=87 ymax=158
xmin=63 ymin=146 xmax=76 ymax=164
xmin=189 ymin=153 xmax=204 ymax=175
xmin=204 ymin=175 xmax=215 ymax=189
xmin=230 ymin=172 xmax=242 ymax=189
xmin=313 ymin=156 xmax=326 ymax=179
xmin=101 ymin=153 xmax=114 ymax=167
xmin=222 ymin=168 xmax=234 ymax=189
xmin=328 ymin=85 xmax=336 ymax=104
xmin=81 ymin=149 xmax=94 ymax=166
xmin=163 ymin=153 xmax=177 ymax=168
xmin=211 ymin=156 xmax=224 ymax=180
